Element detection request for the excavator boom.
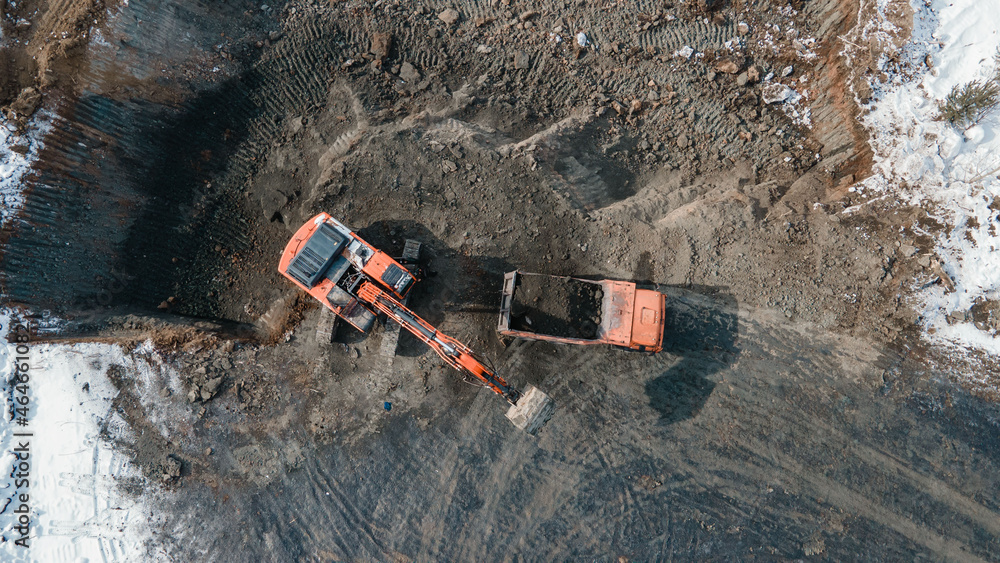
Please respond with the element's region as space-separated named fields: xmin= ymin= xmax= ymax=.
xmin=357 ymin=281 xmax=521 ymax=404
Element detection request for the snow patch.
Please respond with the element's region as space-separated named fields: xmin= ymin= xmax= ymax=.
xmin=859 ymin=0 xmax=1000 ymax=356
xmin=0 ymin=317 xmax=164 ymax=561
xmin=0 ymin=113 xmax=53 ymax=227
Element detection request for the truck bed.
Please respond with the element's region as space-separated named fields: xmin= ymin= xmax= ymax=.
xmin=508 ymin=274 xmax=603 ymax=339
xmin=499 ymin=271 xmax=666 ymax=352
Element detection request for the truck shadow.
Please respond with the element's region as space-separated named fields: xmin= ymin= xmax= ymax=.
xmin=644 ymin=284 xmax=739 ymax=424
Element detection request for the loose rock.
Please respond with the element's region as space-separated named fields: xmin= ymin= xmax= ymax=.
xmin=514 ymin=51 xmax=530 ymax=69
xmin=370 ymin=32 xmax=392 ymax=64
xmin=10 ymin=87 xmax=41 ymax=119
xmin=161 ymin=455 xmax=182 ymax=483
xmin=438 ymin=9 xmax=460 ymax=25
xmin=761 ymin=83 xmax=792 ymax=104
xmin=399 ymin=61 xmax=421 ymax=82
xmin=714 ymin=60 xmax=741 ymax=74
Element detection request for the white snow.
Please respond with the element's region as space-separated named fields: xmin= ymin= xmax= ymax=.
xmin=857 ymin=0 xmax=1000 ymax=356
xmin=0 ymin=318 xmax=165 ymax=561
xmin=0 ymin=113 xmax=53 ymax=227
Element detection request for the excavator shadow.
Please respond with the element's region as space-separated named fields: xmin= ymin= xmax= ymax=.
xmin=353 ymin=220 xmax=516 ymax=358
xmin=644 ymin=284 xmax=739 ymax=424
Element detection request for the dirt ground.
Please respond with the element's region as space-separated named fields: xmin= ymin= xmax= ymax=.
xmin=510 ymin=274 xmax=603 ymax=339
xmin=4 ymin=0 xmax=1000 ymax=560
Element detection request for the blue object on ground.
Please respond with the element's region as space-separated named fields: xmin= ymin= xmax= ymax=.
xmin=384 ymin=401 xmax=392 ymax=411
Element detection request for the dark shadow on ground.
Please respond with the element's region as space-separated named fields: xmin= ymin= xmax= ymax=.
xmin=0 ymin=0 xmax=278 ymax=322
xmin=644 ymin=284 xmax=739 ymax=424
xmin=546 ymin=117 xmax=638 ymax=209
xmin=355 ymin=220 xmax=516 ymax=357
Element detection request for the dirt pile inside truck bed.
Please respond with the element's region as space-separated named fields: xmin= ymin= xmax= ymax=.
xmin=510 ymin=275 xmax=603 ymax=339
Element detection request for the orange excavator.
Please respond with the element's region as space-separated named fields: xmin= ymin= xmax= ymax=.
xmin=279 ymin=213 xmax=554 ymax=434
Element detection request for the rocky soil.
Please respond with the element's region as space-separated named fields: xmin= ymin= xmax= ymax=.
xmin=4 ymin=0 xmax=1000 ymax=561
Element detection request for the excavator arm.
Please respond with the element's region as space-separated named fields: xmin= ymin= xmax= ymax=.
xmin=357 ymin=281 xmax=521 ymax=404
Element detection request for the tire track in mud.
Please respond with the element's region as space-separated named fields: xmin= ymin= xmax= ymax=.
xmin=156 ymin=290 xmax=1000 ymax=561
xmin=687 ymin=435 xmax=993 ymax=563
xmin=659 ymin=310 xmax=1000 ymax=561
xmin=4 ymin=0 xmax=786 ymax=315
xmin=483 ymin=297 xmax=992 ymax=560
xmin=412 ymin=440 xmax=464 ymax=557
xmin=455 ymin=436 xmax=537 ymax=561
xmin=344 ymin=0 xmax=748 ymax=171
xmin=6 ymin=0 xmax=821 ymax=316
xmin=308 ymin=460 xmax=387 ymax=555
xmin=1 ymin=0 xmax=266 ymax=312
xmin=723 ymin=365 xmax=1000 ymax=540
xmin=1 ymin=96 xmax=148 ymax=307
xmin=632 ymin=20 xmax=738 ymax=54
xmin=496 ymin=296 xmax=981 ymax=557
xmin=11 ymin=1 xmax=999 ymax=561
xmin=3 ymin=0 xmax=341 ymax=317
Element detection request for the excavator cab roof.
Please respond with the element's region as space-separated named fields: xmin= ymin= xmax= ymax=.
xmin=285 ymin=222 xmax=346 ymax=288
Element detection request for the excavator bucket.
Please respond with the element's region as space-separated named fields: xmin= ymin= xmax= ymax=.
xmin=505 ymin=384 xmax=554 ymax=435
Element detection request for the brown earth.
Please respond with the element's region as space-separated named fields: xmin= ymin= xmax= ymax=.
xmin=510 ymin=274 xmax=603 ymax=339
xmin=5 ymin=0 xmax=1000 ymax=561
xmin=0 ymin=0 xmax=121 ymax=127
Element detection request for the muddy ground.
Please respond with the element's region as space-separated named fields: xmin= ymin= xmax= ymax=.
xmin=3 ymin=0 xmax=1000 ymax=560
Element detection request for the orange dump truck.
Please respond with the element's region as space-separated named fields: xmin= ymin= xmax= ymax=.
xmin=497 ymin=271 xmax=666 ymax=352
